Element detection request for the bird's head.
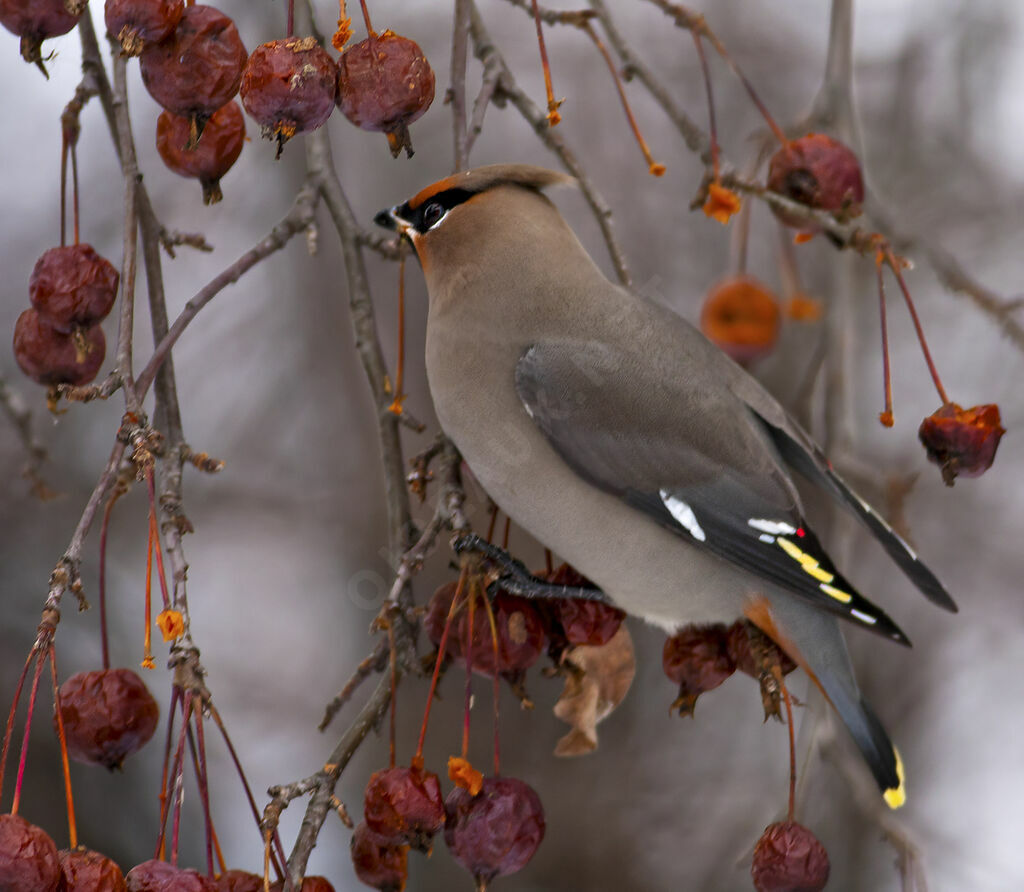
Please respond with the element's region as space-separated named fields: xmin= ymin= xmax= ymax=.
xmin=374 ymin=164 xmax=576 ymax=286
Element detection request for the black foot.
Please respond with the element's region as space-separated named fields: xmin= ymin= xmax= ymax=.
xmin=452 ymin=534 xmax=611 ymax=604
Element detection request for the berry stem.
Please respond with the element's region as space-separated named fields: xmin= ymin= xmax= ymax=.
xmin=187 ymin=711 xmax=216 ymax=877
xmin=696 ymin=18 xmax=789 ymax=146
xmin=388 ymin=251 xmax=406 ymax=416
xmin=98 ymin=489 xmax=123 ymax=671
xmin=583 ymin=23 xmax=664 ymax=176
xmin=143 ymin=508 xmax=155 ymax=669
xmin=530 ymin=0 xmax=562 ymax=125
xmin=60 ymin=132 xmax=69 ymax=247
xmin=0 ymin=649 xmax=35 ymax=806
xmin=775 ymin=667 xmax=797 ymax=823
xmin=208 ymin=701 xmax=287 ymax=880
xmin=479 ymin=591 xmax=502 ymax=776
xmin=462 ymin=581 xmax=476 ymax=760
xmin=71 ymin=141 xmax=80 ymax=246
xmin=387 ymin=615 xmax=397 ymax=770
xmin=416 ymin=565 xmax=469 ymax=763
xmin=49 ymin=646 xmax=77 ymax=849
xmin=885 ymin=250 xmax=950 ymax=406
xmin=875 ymin=255 xmax=895 ymax=427
xmin=544 ymin=548 xmax=554 ymax=576
xmin=287 ymin=0 xmax=295 ymax=37
xmin=691 ymin=31 xmax=719 ymax=181
xmin=10 ymin=646 xmax=46 ymax=816
xmin=358 ymin=0 xmax=375 ymax=37
xmin=155 ymin=686 xmax=182 ymax=860
xmin=169 ymin=695 xmax=194 ymax=865
xmin=501 ymin=516 xmax=511 ymax=551
xmin=485 ymin=505 xmax=499 ymax=543
xmin=147 ymin=468 xmax=172 ymax=611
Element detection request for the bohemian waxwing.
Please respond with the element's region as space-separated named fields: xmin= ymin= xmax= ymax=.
xmin=375 ymin=163 xmax=957 ymax=808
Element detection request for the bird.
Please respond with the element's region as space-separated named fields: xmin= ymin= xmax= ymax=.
xmin=374 ymin=163 xmax=957 ymax=808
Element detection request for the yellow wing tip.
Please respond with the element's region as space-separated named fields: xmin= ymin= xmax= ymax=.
xmin=883 ymin=747 xmax=907 ymax=809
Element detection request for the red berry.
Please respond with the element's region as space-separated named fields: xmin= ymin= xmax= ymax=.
xmin=0 ymin=0 xmax=84 ymax=73
xmin=350 ymin=823 xmax=407 ymax=892
xmin=918 ymin=402 xmax=1005 ymax=486
xmin=766 ymin=133 xmax=864 ymax=230
xmin=59 ymin=847 xmax=127 ymax=891
xmin=662 ymin=623 xmax=736 ymax=716
xmin=541 ymin=563 xmax=624 ymax=647
xmin=444 ymin=776 xmax=545 ymax=886
xmin=29 ymin=244 xmax=119 ymax=333
xmin=751 ymin=821 xmax=830 ymax=892
xmin=126 ymin=859 xmax=216 ymax=891
xmin=56 ymin=668 xmax=160 ymax=770
xmin=104 ymin=0 xmax=183 ymax=56
xmin=13 ymin=309 xmax=105 ymax=387
xmin=726 ymin=621 xmax=796 ymax=679
xmin=156 ymin=101 xmax=245 ymax=204
xmin=363 ymin=765 xmax=445 ymax=853
xmin=424 ymin=580 xmax=459 ymax=652
xmin=425 ymin=583 xmax=545 ymax=677
xmin=0 ymin=813 xmax=60 ymax=891
xmin=240 ymin=37 xmax=337 ymax=156
xmin=336 ymin=30 xmax=435 ymax=157
xmin=213 ymin=869 xmax=263 ymax=891
xmin=700 ymin=276 xmax=781 ymax=366
xmin=139 ymin=5 xmax=247 ymax=141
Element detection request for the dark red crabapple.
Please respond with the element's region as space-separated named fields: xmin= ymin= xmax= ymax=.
xmin=156 ymin=101 xmax=245 ymax=204
xmin=104 ymin=0 xmax=184 ymax=56
xmin=336 ymin=30 xmax=435 ymax=157
xmin=13 ymin=308 xmax=105 ymax=386
xmin=29 ymin=244 xmax=119 ymax=333
xmin=0 ymin=813 xmax=60 ymax=891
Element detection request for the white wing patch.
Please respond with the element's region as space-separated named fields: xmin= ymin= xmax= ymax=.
xmin=748 ymin=518 xmax=798 ymax=536
xmin=659 ymin=490 xmax=706 ymax=542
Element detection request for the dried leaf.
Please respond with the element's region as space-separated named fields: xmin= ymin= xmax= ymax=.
xmin=156 ymin=608 xmax=184 ymax=641
xmin=553 ymin=623 xmax=635 ymax=756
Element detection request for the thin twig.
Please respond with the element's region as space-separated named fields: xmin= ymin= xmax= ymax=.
xmin=450 ymin=0 xmax=471 ymax=171
xmin=468 ymin=0 xmax=631 ymax=286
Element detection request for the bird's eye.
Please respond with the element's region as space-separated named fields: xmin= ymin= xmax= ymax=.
xmin=422 ymin=202 xmax=445 ymax=230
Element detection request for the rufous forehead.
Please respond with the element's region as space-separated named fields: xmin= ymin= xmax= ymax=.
xmin=408 ymin=174 xmax=475 ymax=210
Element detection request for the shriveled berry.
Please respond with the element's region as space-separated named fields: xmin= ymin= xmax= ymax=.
xmin=0 ymin=0 xmax=84 ymax=74
xmin=240 ymin=37 xmax=337 ymax=156
xmin=919 ymin=402 xmax=1004 ymax=486
xmin=425 ymin=584 xmax=545 ymax=676
xmin=662 ymin=623 xmax=735 ymax=716
xmin=139 ymin=5 xmax=247 ymax=143
xmin=0 ymin=813 xmax=60 ymax=891
xmin=213 ymin=869 xmax=263 ymax=892
xmin=444 ymin=776 xmax=545 ymax=886
xmin=364 ymin=765 xmax=445 ymax=853
xmin=726 ymin=621 xmax=796 ymax=679
xmin=29 ymin=244 xmax=119 ymax=333
xmin=268 ymin=877 xmax=334 ymax=891
xmin=460 ymin=593 xmax=545 ymax=678
xmin=156 ymin=101 xmax=245 ymax=204
xmin=542 ymin=563 xmax=624 ymax=647
xmin=13 ymin=309 xmax=105 ymax=386
xmin=126 ymin=859 xmax=216 ymax=891
xmin=767 ymin=133 xmax=864 ymax=230
xmin=104 ymin=0 xmax=183 ymax=56
xmin=350 ymin=823 xmax=407 ymax=892
xmin=424 ymin=580 xmax=459 ymax=652
xmin=336 ymin=30 xmax=435 ymax=157
xmin=751 ymin=821 xmax=830 ymax=892
xmin=56 ymin=668 xmax=159 ymax=770
xmin=700 ymin=276 xmax=781 ymax=366
xmin=59 ymin=847 xmax=127 ymax=891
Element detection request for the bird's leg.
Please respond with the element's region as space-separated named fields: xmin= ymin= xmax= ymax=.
xmin=452 ymin=534 xmax=611 ymax=604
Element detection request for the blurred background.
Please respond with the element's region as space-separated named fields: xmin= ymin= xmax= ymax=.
xmin=1 ymin=0 xmax=1022 ymax=889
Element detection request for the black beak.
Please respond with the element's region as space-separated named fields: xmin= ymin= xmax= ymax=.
xmin=374 ymin=207 xmax=397 ymax=230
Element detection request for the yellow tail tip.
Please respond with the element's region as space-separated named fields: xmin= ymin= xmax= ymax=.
xmin=883 ymin=747 xmax=907 ymax=809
